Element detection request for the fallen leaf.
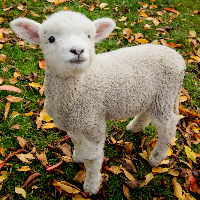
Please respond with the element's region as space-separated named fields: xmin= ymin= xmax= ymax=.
xmin=14 ymin=135 xmax=27 ymax=148
xmin=139 ymin=10 xmax=148 ymax=17
xmin=46 ymin=161 xmax=63 ymax=172
xmin=160 ymin=39 xmax=169 ymax=46
xmin=99 ymin=3 xmax=109 ymax=9
xmin=53 ymin=179 xmax=80 ymax=194
xmin=29 ymin=82 xmax=43 ymax=89
xmin=89 ymin=5 xmax=95 ymax=12
xmin=36 ymin=151 xmax=48 ymax=167
xmin=121 ymin=167 xmax=135 ymax=181
xmin=185 ymin=175 xmax=198 ymax=193
xmin=16 ymin=153 xmax=35 ymax=163
xmin=144 ymin=24 xmax=151 ymax=30
xmin=164 ymin=8 xmax=180 ymax=14
xmin=0 ymin=85 xmax=22 ymax=93
xmin=23 ymin=111 xmax=34 ymax=116
xmin=55 ymin=0 xmax=70 ymax=6
xmin=29 ymin=11 xmax=40 ymax=17
xmin=0 ymin=54 xmax=9 ymax=62
xmin=136 ymin=38 xmax=149 ymax=44
xmin=11 ymin=124 xmax=21 ymax=130
xmin=118 ymin=16 xmax=127 ymax=22
xmin=185 ymin=146 xmax=197 ymax=163
xmin=168 ymin=169 xmax=180 ymax=176
xmin=109 ymin=165 xmax=121 ymax=174
xmin=39 ymin=59 xmax=45 ymax=70
xmin=152 ymin=167 xmax=162 ymax=173
xmin=15 ymin=187 xmax=26 ymax=198
xmin=123 ymin=184 xmax=130 ymax=200
xmin=189 ymin=30 xmax=197 ymax=38
xmin=122 ymin=158 xmax=137 ymax=173
xmin=0 ymin=75 xmax=4 ymax=84
xmin=59 ymin=143 xmax=72 ymax=157
xmin=74 ymin=170 xmax=86 ymax=184
xmin=0 ymin=148 xmax=5 ymax=157
xmin=11 ymin=111 xmax=19 ymax=118
xmin=6 ymin=95 xmax=23 ymax=103
xmin=153 ymin=18 xmax=159 ymax=26
xmin=180 ymin=95 xmax=187 ymax=103
xmin=17 ymin=166 xmax=31 ymax=171
xmin=39 ymin=85 xmax=45 ymax=96
xmin=111 ymin=136 xmax=116 ymax=144
xmin=41 ymin=123 xmax=56 ymax=129
xmin=0 ymin=171 xmax=9 ymax=182
xmin=172 ymin=177 xmax=183 ymax=199
xmin=61 ymin=156 xmax=73 ymax=163
xmin=140 ymin=173 xmax=154 ymax=186
xmin=4 ymin=102 xmax=10 ymax=121
xmin=168 ymin=43 xmax=183 ymax=48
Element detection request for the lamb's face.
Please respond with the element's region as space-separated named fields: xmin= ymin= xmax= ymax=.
xmin=39 ymin=12 xmax=96 ymax=77
xmin=10 ymin=10 xmax=116 ymax=77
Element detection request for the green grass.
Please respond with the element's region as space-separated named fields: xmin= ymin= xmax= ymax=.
xmin=1 ymin=0 xmax=200 ymax=199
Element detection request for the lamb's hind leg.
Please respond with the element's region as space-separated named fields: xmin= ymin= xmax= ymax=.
xmin=126 ymin=111 xmax=151 ymax=133
xmin=68 ymin=132 xmax=83 ymax=163
xmin=149 ymin=113 xmax=179 ymax=167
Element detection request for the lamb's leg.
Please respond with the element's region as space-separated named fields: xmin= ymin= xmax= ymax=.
xmin=68 ymin=132 xmax=83 ymax=163
xmin=149 ymin=113 xmax=179 ymax=167
xmin=126 ymin=111 xmax=151 ymax=133
xmin=82 ymin=134 xmax=105 ymax=195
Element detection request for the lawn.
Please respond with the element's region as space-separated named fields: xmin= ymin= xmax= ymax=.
xmin=0 ymin=0 xmax=200 ymax=199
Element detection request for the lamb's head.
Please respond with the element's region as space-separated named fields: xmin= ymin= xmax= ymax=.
xmin=10 ymin=11 xmax=115 ymax=77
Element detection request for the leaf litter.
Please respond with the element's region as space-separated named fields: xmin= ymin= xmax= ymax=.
xmin=1 ymin=0 xmax=200 ymax=200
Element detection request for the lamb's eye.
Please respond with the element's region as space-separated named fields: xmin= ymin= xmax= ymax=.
xmin=88 ymin=35 xmax=90 ymax=38
xmin=48 ymin=36 xmax=55 ymax=43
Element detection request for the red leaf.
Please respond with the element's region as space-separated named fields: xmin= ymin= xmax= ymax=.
xmin=0 ymin=85 xmax=22 ymax=93
xmin=22 ymin=173 xmax=41 ymax=188
xmin=46 ymin=160 xmax=63 ymax=172
xmin=164 ymin=8 xmax=179 ymax=14
xmin=185 ymin=176 xmax=198 ymax=192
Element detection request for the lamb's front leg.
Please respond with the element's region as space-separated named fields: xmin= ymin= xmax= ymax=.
xmin=82 ymin=134 xmax=105 ymax=195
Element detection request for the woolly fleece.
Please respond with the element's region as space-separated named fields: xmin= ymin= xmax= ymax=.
xmin=10 ymin=10 xmax=186 ymax=195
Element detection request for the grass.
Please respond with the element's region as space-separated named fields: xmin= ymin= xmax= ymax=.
xmin=1 ymin=0 xmax=200 ymax=199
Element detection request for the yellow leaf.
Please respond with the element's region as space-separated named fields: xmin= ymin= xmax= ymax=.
xmin=29 ymin=11 xmax=40 ymax=17
xmin=55 ymin=0 xmax=69 ymax=6
xmin=140 ymin=173 xmax=154 ymax=186
xmin=184 ymin=146 xmax=197 ymax=163
xmin=23 ymin=111 xmax=34 ymax=116
xmin=193 ymin=126 xmax=200 ymax=134
xmin=152 ymin=167 xmax=162 ymax=173
xmin=0 ymin=148 xmax=5 ymax=157
xmin=190 ymin=55 xmax=200 ymax=61
xmin=151 ymin=40 xmax=160 ymax=45
xmin=180 ymin=95 xmax=187 ymax=103
xmin=29 ymin=82 xmax=42 ymax=89
xmin=0 ymin=75 xmax=4 ymax=84
xmin=172 ymin=177 xmax=183 ymax=199
xmin=74 ymin=170 xmax=86 ymax=184
xmin=109 ymin=166 xmax=121 ymax=174
xmin=61 ymin=156 xmax=73 ymax=163
xmin=90 ymin=5 xmax=95 ymax=12
xmin=153 ymin=18 xmax=159 ymax=26
xmin=15 ymin=187 xmax=26 ymax=198
xmin=136 ymin=38 xmax=149 ymax=44
xmin=36 ymin=151 xmax=48 ymax=167
xmin=168 ymin=169 xmax=180 ymax=176
xmin=118 ymin=16 xmax=127 ymax=22
xmin=11 ymin=111 xmax=19 ymax=118
xmin=123 ymin=28 xmax=133 ymax=35
xmin=139 ymin=10 xmax=148 ymax=17
xmin=6 ymin=95 xmax=23 ymax=103
xmin=160 ymin=159 xmax=170 ymax=165
xmin=53 ymin=180 xmax=80 ymax=194
xmin=17 ymin=166 xmax=31 ymax=171
xmin=186 ymin=38 xmax=192 ymax=47
xmin=121 ymin=167 xmax=135 ymax=181
xmin=0 ymin=54 xmax=9 ymax=62
xmin=139 ymin=150 xmax=149 ymax=161
xmin=111 ymin=136 xmax=116 ymax=144
xmin=14 ymin=71 xmax=21 ymax=79
xmin=41 ymin=122 xmax=56 ymax=129
xmin=160 ymin=39 xmax=169 ymax=46
xmin=4 ymin=102 xmax=10 ymax=121
xmin=16 ymin=153 xmax=35 ymax=163
xmin=189 ymin=30 xmax=197 ymax=37
xmin=0 ymin=171 xmax=9 ymax=182
xmin=99 ymin=3 xmax=109 ymax=9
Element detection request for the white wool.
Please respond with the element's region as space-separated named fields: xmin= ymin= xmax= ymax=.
xmin=10 ymin=10 xmax=186 ymax=195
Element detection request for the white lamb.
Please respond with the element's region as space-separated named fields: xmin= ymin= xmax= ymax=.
xmin=10 ymin=11 xmax=186 ymax=195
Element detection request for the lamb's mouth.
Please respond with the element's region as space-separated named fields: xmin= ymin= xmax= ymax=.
xmin=70 ymin=59 xmax=85 ymax=64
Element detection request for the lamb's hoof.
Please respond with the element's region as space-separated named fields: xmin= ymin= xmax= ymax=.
xmin=149 ymin=155 xmax=161 ymax=167
xmin=126 ymin=124 xmax=140 ymax=134
xmin=83 ymin=175 xmax=102 ymax=195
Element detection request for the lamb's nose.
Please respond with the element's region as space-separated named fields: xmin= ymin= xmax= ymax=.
xmin=70 ymin=49 xmax=84 ymax=55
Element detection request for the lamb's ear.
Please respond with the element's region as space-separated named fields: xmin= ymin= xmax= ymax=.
xmin=93 ymin=18 xmax=116 ymax=43
xmin=10 ymin=18 xmax=41 ymax=45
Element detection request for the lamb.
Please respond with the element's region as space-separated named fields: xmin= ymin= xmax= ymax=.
xmin=10 ymin=10 xmax=186 ymax=195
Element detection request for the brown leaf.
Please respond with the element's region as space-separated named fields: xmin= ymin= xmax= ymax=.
xmin=22 ymin=173 xmax=41 ymax=189
xmin=0 ymin=85 xmax=22 ymax=93
xmin=14 ymin=135 xmax=27 ymax=148
xmin=123 ymin=184 xmax=130 ymax=200
xmin=59 ymin=143 xmax=72 ymax=157
xmin=0 ymin=75 xmax=4 ymax=84
xmin=74 ymin=170 xmax=86 ymax=184
xmin=125 ymin=142 xmax=134 ymax=155
xmin=4 ymin=102 xmax=10 ymax=121
xmin=11 ymin=124 xmax=21 ymax=130
xmin=122 ymin=158 xmax=137 ymax=173
xmin=125 ymin=179 xmax=145 ymax=189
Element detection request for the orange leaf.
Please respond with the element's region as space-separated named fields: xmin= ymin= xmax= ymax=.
xmin=39 ymin=59 xmax=45 ymax=70
xmin=4 ymin=102 xmax=10 ymax=120
xmin=167 ymin=43 xmax=183 ymax=48
xmin=0 ymin=85 xmax=22 ymax=93
xmin=164 ymin=8 xmax=180 ymax=14
xmin=0 ymin=147 xmax=5 ymax=157
xmin=123 ymin=184 xmax=130 ymax=200
xmin=185 ymin=176 xmax=198 ymax=193
xmin=23 ymin=111 xmax=34 ymax=116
